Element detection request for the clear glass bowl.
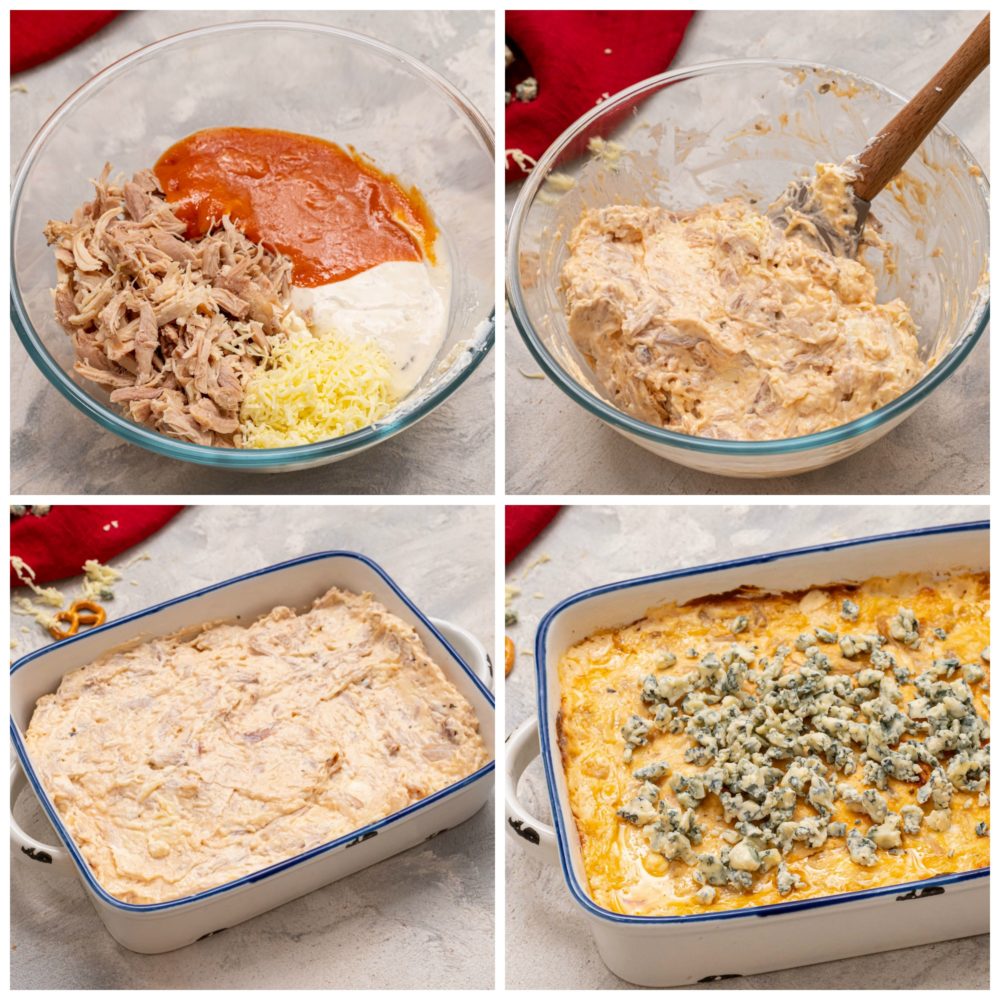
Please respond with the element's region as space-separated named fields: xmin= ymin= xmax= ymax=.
xmin=506 ymin=60 xmax=989 ymax=478
xmin=11 ymin=20 xmax=494 ymax=472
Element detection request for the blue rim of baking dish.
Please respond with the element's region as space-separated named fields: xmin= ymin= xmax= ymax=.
xmin=534 ymin=520 xmax=989 ymax=924
xmin=10 ymin=549 xmax=495 ymax=912
xmin=506 ymin=58 xmax=990 ymax=457
xmin=10 ymin=20 xmax=495 ymax=470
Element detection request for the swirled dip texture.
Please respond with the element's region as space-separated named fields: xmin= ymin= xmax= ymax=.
xmin=24 ymin=588 xmax=488 ymax=904
xmin=560 ymin=166 xmax=923 ymax=440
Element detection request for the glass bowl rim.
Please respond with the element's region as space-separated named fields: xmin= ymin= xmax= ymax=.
xmin=506 ymin=57 xmax=990 ymax=457
xmin=11 ymin=18 xmax=495 ymax=469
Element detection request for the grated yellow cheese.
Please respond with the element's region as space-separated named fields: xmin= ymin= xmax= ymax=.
xmin=240 ymin=331 xmax=398 ymax=449
xmin=12 ymin=595 xmax=59 ymax=630
xmin=81 ymin=559 xmax=121 ymax=601
xmin=10 ymin=556 xmax=64 ymax=607
xmin=11 ymin=555 xmax=131 ymax=637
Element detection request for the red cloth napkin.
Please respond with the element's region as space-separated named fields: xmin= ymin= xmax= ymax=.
xmin=11 ymin=11 xmax=121 ymax=74
xmin=505 ymin=10 xmax=693 ymax=181
xmin=506 ymin=505 xmax=561 ymax=564
xmin=11 ymin=506 xmax=184 ymax=587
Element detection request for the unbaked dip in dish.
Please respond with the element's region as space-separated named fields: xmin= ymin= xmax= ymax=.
xmin=44 ymin=128 xmax=449 ymax=448
xmin=24 ymin=587 xmax=487 ymax=904
xmin=557 ymin=571 xmax=989 ymax=916
xmin=560 ymin=162 xmax=924 ymax=440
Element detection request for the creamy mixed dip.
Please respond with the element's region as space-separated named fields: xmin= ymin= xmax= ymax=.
xmin=560 ymin=164 xmax=923 ymax=440
xmin=24 ymin=587 xmax=488 ymax=904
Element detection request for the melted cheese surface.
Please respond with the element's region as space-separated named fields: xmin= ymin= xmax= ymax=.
xmin=558 ymin=572 xmax=989 ymax=916
xmin=25 ymin=587 xmax=488 ymax=904
xmin=560 ymin=164 xmax=923 ymax=440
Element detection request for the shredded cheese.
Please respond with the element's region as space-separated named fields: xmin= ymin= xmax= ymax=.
xmin=10 ymin=557 xmax=64 ymax=607
xmin=11 ymin=556 xmax=127 ymax=637
xmin=521 ymin=553 xmax=551 ymax=578
xmin=12 ymin=596 xmax=59 ymax=630
xmin=82 ymin=559 xmax=122 ymax=601
xmin=240 ymin=330 xmax=398 ymax=449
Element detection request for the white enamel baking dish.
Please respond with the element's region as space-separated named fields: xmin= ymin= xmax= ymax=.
xmin=506 ymin=522 xmax=989 ymax=987
xmin=11 ymin=551 xmax=495 ymax=954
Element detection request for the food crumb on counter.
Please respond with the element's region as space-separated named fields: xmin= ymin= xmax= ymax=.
xmin=505 ymin=584 xmax=521 ymax=629
xmin=521 ymin=553 xmax=551 ymax=577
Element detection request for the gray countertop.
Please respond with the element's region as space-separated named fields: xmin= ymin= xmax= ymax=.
xmin=504 ymin=504 xmax=988 ymax=989
xmin=505 ymin=10 xmax=989 ymax=496
xmin=11 ymin=504 xmax=494 ymax=989
xmin=10 ymin=10 xmax=494 ymax=496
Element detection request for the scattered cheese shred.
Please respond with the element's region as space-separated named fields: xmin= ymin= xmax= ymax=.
xmin=11 ymin=555 xmax=127 ymax=637
xmin=240 ymin=331 xmax=398 ymax=448
xmin=521 ymin=553 xmax=551 ymax=578
xmin=81 ymin=559 xmax=122 ymax=601
xmin=10 ymin=556 xmax=64 ymax=607
xmin=12 ymin=596 xmax=59 ymax=631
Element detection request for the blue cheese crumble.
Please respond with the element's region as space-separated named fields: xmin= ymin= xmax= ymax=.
xmin=613 ymin=593 xmax=989 ymax=905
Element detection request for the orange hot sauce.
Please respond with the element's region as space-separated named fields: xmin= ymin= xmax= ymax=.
xmin=154 ymin=127 xmax=436 ymax=287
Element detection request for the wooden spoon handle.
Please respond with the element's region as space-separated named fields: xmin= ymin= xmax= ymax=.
xmin=853 ymin=14 xmax=989 ymax=203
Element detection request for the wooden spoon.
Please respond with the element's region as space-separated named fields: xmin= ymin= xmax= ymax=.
xmin=769 ymin=14 xmax=989 ymax=256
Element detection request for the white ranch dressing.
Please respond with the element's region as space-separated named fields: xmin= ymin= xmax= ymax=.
xmin=291 ymin=260 xmax=449 ymax=398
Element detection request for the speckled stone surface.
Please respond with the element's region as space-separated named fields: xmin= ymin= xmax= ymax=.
xmin=11 ymin=505 xmax=494 ymax=989
xmin=505 ymin=10 xmax=989 ymax=495
xmin=10 ymin=10 xmax=494 ymax=496
xmin=504 ymin=504 xmax=988 ymax=989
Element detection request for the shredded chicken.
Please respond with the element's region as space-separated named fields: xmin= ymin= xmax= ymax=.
xmin=44 ymin=166 xmax=293 ymax=447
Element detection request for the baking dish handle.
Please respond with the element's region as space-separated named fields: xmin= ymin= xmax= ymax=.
xmin=431 ymin=616 xmax=493 ymax=691
xmin=10 ymin=763 xmax=70 ymax=867
xmin=504 ymin=717 xmax=558 ymax=861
